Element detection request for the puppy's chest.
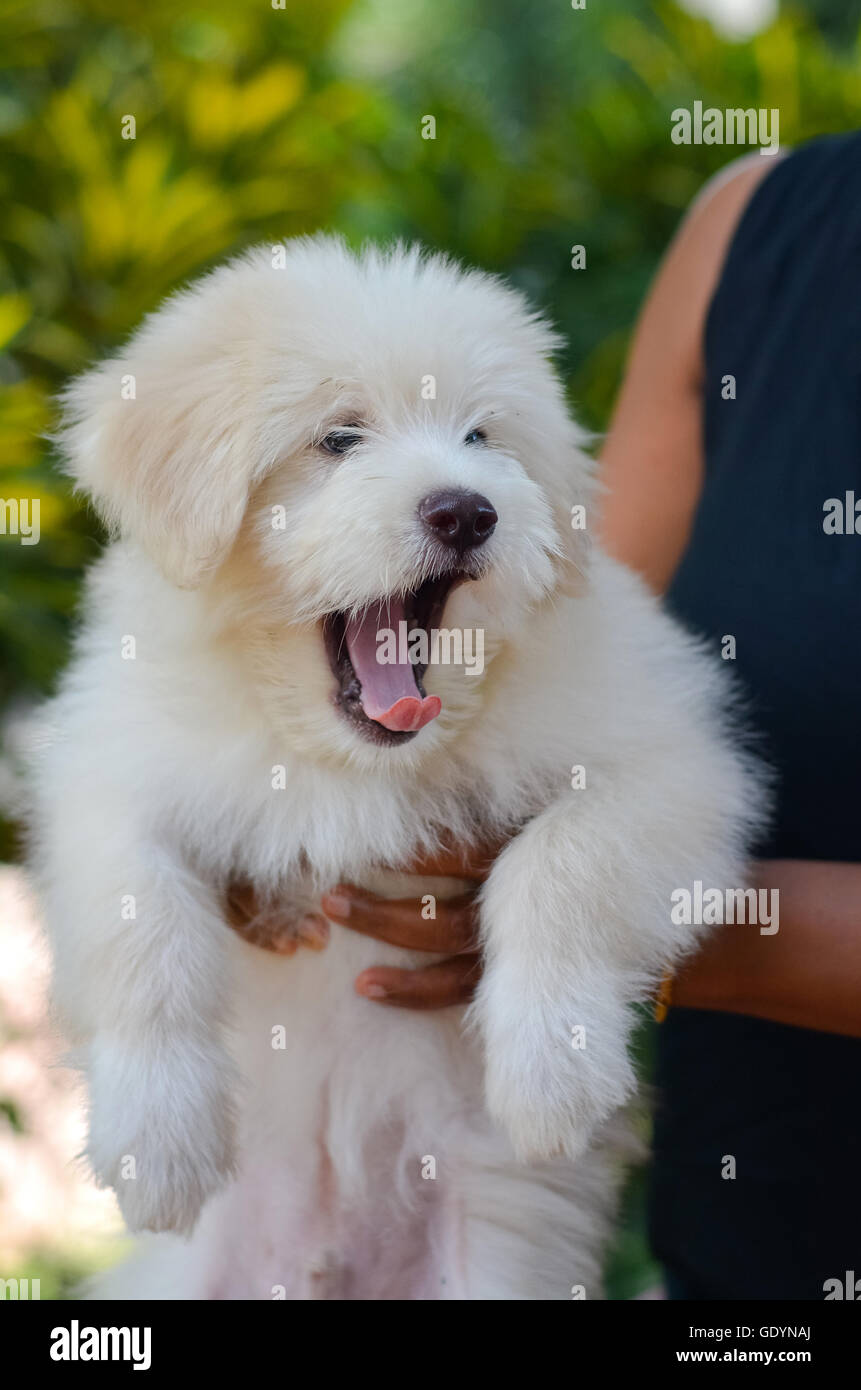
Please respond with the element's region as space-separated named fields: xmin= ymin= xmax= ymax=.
xmin=224 ymin=777 xmax=495 ymax=906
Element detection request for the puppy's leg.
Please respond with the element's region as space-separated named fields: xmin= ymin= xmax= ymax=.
xmin=43 ymin=832 xmax=237 ymax=1235
xmin=472 ymin=754 xmax=750 ymax=1162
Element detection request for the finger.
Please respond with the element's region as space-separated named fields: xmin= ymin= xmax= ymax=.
xmin=355 ymin=954 xmax=482 ymax=1010
xmin=407 ymin=834 xmax=511 ymax=882
xmin=230 ymin=914 xmax=298 ymax=954
xmin=321 ymin=885 xmax=478 ymax=953
xmin=266 ymin=914 xmax=330 ymax=955
xmin=224 ymin=880 xmax=261 ymax=930
xmin=228 ymin=903 xmax=329 ymax=956
xmin=295 ymin=914 xmax=330 ymax=952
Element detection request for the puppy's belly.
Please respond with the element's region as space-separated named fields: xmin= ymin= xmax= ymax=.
xmin=198 ymin=1121 xmax=458 ymax=1300
xmin=199 ymin=885 xmax=482 ymax=1298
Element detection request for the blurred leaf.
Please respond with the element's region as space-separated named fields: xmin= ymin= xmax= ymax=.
xmin=0 ymin=291 xmax=30 ymax=349
xmin=0 ymin=1097 xmax=25 ymax=1133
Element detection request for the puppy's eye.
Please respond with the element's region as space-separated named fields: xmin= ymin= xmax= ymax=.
xmin=464 ymin=427 xmax=487 ymax=446
xmin=320 ymin=428 xmax=362 ymax=456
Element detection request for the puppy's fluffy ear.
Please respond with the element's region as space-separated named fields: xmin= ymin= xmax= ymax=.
xmin=57 ymin=274 xmax=268 ymax=588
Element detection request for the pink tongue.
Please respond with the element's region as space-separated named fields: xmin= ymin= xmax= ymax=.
xmin=344 ymin=597 xmax=441 ymax=733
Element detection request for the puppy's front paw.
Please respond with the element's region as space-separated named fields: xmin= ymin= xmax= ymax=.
xmin=479 ymin=992 xmax=636 ymax=1163
xmin=88 ymin=1041 xmax=237 ymax=1235
xmin=485 ymin=1051 xmax=626 ymax=1163
xmin=110 ymin=1126 xmax=235 ymax=1236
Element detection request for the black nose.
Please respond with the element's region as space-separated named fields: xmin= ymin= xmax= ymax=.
xmin=418 ymin=489 xmax=498 ymax=553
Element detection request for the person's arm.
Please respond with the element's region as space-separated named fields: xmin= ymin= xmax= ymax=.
xmin=599 ymin=153 xmax=776 ymax=588
xmin=601 ymin=153 xmax=861 ymax=1039
xmin=671 ymin=860 xmax=861 ymax=1038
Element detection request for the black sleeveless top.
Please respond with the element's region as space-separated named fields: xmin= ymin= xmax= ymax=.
xmin=648 ymin=133 xmax=861 ymax=1300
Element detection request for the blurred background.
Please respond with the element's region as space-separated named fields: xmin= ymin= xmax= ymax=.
xmin=1 ymin=0 xmax=859 ymax=1298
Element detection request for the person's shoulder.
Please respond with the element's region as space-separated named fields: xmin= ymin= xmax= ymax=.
xmin=680 ymin=152 xmax=786 ymax=268
xmin=651 ymin=152 xmax=787 ymax=352
xmin=691 ymin=150 xmax=785 ymax=214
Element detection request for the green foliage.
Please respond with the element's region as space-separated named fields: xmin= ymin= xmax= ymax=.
xmin=5 ymin=1244 xmax=127 ymax=1300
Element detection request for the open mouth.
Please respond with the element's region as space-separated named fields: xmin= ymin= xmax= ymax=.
xmin=323 ymin=570 xmax=470 ymax=745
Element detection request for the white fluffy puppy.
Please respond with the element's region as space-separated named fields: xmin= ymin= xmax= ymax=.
xmin=32 ymin=238 xmax=760 ymax=1299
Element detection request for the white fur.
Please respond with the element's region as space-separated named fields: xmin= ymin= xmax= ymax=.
xmin=30 ymin=238 xmax=762 ymax=1299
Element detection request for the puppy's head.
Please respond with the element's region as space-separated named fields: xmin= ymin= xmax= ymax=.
xmin=59 ymin=238 xmax=594 ymax=766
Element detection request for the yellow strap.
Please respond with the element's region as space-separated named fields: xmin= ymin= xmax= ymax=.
xmin=654 ymin=970 xmax=674 ymax=1023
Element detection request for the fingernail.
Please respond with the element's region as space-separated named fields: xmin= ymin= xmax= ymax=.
xmin=321 ymin=893 xmax=351 ymax=919
xmin=298 ymin=915 xmax=329 ymax=950
xmin=356 ymin=978 xmax=386 ymax=1000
